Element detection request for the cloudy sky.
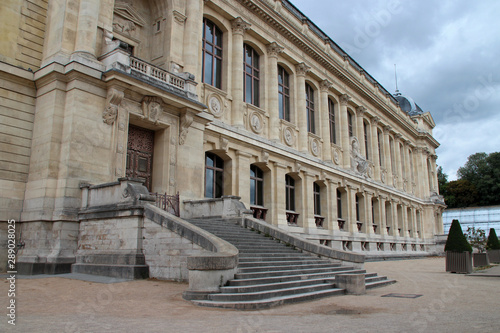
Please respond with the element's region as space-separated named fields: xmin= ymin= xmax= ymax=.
xmin=290 ymin=0 xmax=500 ymax=180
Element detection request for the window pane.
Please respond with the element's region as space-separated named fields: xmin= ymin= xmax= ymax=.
xmin=256 ymin=179 xmax=263 ymax=206
xmin=205 ymin=169 xmax=214 ymax=198
xmin=250 ymin=179 xmax=256 ymax=205
xmin=206 ymin=154 xmax=214 ymax=167
xmin=214 ymin=58 xmax=222 ymax=89
xmin=245 ymin=75 xmax=252 ymax=103
xmin=254 ymin=79 xmax=259 ymax=106
xmin=205 ymin=23 xmax=213 ymax=43
xmin=279 ymin=97 xmax=284 ymax=119
xmin=290 ymin=187 xmax=295 ymax=211
xmin=215 ymin=170 xmax=223 ymax=198
xmin=214 ymin=28 xmax=221 ymax=47
xmin=204 ymin=54 xmax=213 ymax=85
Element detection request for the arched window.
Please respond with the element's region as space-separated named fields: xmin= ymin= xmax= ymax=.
xmin=377 ymin=129 xmax=383 ymax=167
xmin=328 ymin=99 xmax=336 ymax=144
xmin=337 ymin=189 xmax=345 ymax=230
xmin=363 ymin=121 xmax=369 ymax=160
xmin=202 ymin=18 xmax=222 ymax=89
xmin=306 ymin=83 xmax=315 ymax=133
xmin=250 ymin=165 xmax=264 ymax=206
xmin=244 ymin=43 xmax=260 ymax=106
xmin=205 ymin=152 xmax=224 ymax=198
xmin=285 ymin=175 xmax=295 ymax=212
xmin=348 ymin=111 xmax=353 ymax=137
xmin=278 ymin=65 xmax=290 ymax=121
xmin=313 ymin=182 xmax=321 ymax=216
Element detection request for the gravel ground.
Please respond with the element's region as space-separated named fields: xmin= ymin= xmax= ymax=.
xmin=1 ymin=257 xmax=499 ymax=333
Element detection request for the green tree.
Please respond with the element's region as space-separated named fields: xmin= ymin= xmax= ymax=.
xmin=457 ymin=152 xmax=500 ymax=206
xmin=437 ymin=166 xmax=448 ymax=194
xmin=444 ymin=179 xmax=479 ymax=208
xmin=486 ymin=228 xmax=500 ymax=250
xmin=444 ymin=219 xmax=472 ymax=252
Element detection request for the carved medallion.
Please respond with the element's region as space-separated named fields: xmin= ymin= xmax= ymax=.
xmin=381 ymin=171 xmax=386 ymax=184
xmin=310 ymin=138 xmax=320 ymax=157
xmin=284 ymin=126 xmax=295 ymax=146
xmin=333 ymin=149 xmax=341 ymax=165
xmin=250 ymin=112 xmax=263 ymax=134
xmin=208 ymin=95 xmax=223 ymax=117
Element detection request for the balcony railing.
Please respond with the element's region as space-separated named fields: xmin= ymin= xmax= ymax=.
xmin=286 ymin=211 xmax=299 ymax=225
xmin=314 ymin=215 xmax=325 ymax=228
xmin=250 ymin=206 xmax=268 ymax=221
xmin=151 ymin=192 xmax=180 ymax=217
xmin=100 ymin=48 xmax=198 ymax=101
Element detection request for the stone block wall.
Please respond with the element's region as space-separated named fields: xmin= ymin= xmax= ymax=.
xmin=142 ymin=219 xmax=209 ymax=281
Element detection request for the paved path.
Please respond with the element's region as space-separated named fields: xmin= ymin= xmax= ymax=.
xmin=1 ymin=257 xmax=499 ymax=332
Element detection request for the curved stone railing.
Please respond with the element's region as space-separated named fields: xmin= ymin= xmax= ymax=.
xmin=242 ymin=217 xmax=365 ymax=266
xmin=143 ymin=205 xmax=239 ymax=299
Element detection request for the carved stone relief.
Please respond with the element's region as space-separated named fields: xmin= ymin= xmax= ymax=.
xmin=310 ymin=137 xmax=320 ymax=157
xmin=249 ymin=111 xmax=264 ymax=134
xmin=208 ymin=94 xmax=224 ymax=118
xmin=350 ymin=136 xmax=369 ymax=176
xmin=179 ymin=110 xmax=194 ymax=145
xmin=283 ymin=126 xmax=295 ymax=146
xmin=333 ymin=148 xmax=341 ymax=165
xmin=103 ymin=88 xmax=124 ymax=125
xmin=141 ymin=96 xmax=163 ymax=123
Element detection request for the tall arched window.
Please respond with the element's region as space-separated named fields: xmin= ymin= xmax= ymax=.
xmin=250 ymin=165 xmax=264 ymax=206
xmin=202 ymin=18 xmax=222 ymax=89
xmin=306 ymin=83 xmax=315 ymax=133
xmin=243 ymin=44 xmax=260 ymax=106
xmin=363 ymin=121 xmax=369 ymax=160
xmin=348 ymin=111 xmax=353 ymax=137
xmin=285 ymin=175 xmax=295 ymax=212
xmin=328 ymin=99 xmax=336 ymax=144
xmin=377 ymin=129 xmax=383 ymax=167
xmin=205 ymin=152 xmax=224 ymax=198
xmin=337 ymin=189 xmax=345 ymax=230
xmin=278 ymin=65 xmax=290 ymax=121
xmin=313 ymin=183 xmax=321 ymax=216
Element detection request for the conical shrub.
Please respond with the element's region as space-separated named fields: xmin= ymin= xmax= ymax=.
xmin=486 ymin=228 xmax=500 ymax=250
xmin=444 ymin=219 xmax=472 ymax=252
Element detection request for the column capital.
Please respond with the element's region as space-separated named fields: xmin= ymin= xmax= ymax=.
xmin=370 ymin=116 xmax=380 ymax=126
xmin=231 ymin=17 xmax=251 ymax=35
xmin=356 ymin=106 xmax=367 ymax=116
xmin=383 ymin=125 xmax=392 ymax=133
xmin=320 ymin=79 xmax=332 ymax=92
xmin=267 ymin=41 xmax=284 ymax=58
xmin=340 ymin=94 xmax=351 ymax=106
xmin=295 ymin=62 xmax=310 ymax=76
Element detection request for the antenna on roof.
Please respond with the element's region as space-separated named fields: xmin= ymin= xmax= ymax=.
xmin=394 ymin=64 xmax=401 ymax=96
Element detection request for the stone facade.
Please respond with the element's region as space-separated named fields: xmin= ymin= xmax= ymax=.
xmin=1 ymin=0 xmax=445 ymax=272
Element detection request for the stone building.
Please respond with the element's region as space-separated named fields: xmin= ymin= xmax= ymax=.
xmin=1 ymin=0 xmax=445 ymax=273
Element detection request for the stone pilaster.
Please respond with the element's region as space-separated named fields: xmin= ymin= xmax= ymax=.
xmin=183 ymin=0 xmax=204 ymax=78
xmin=74 ymin=0 xmax=100 ymax=57
xmin=267 ymin=42 xmax=284 ymax=141
xmin=340 ymin=94 xmax=351 ymax=167
xmin=383 ymin=126 xmax=393 ymax=186
xmin=370 ymin=117 xmax=380 ymax=180
xmin=356 ymin=106 xmax=366 ymax=158
xmin=231 ymin=17 xmax=250 ymax=127
xmin=295 ymin=63 xmax=310 ymax=152
xmin=320 ymin=80 xmax=332 ymax=161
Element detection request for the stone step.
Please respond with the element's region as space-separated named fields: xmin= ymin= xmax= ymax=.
xmin=237 ymin=248 xmax=302 ymax=254
xmin=221 ymin=276 xmax=343 ymax=294
xmin=366 ymin=278 xmax=397 ymax=289
xmin=237 ymin=259 xmax=332 ymax=268
xmin=229 ymin=269 xmax=367 ymax=286
xmin=238 ymin=262 xmax=341 ymax=273
xmin=192 ymin=288 xmax=346 ymax=310
xmin=209 ymin=283 xmax=336 ymax=302
xmin=235 ymin=266 xmax=358 ymax=280
xmin=237 ymin=253 xmax=312 ymax=259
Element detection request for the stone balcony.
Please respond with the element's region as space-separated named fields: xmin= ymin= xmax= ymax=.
xmin=99 ymin=48 xmax=198 ymax=102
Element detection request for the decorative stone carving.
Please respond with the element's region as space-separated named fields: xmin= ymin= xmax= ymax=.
xmin=340 ymin=94 xmax=351 ymax=106
xmin=208 ymin=95 xmax=223 ymax=117
xmin=113 ymin=21 xmax=136 ymax=35
xmin=220 ymin=137 xmax=229 ymax=152
xmin=173 ymin=10 xmax=187 ymax=24
xmin=141 ymin=96 xmax=163 ymax=123
xmin=283 ymin=126 xmax=295 ymax=146
xmin=250 ymin=111 xmax=264 ymax=134
xmin=261 ymin=151 xmax=269 ymax=164
xmin=102 ymin=30 xmax=120 ymax=55
xmin=320 ymin=79 xmax=332 ymax=91
xmin=381 ymin=170 xmax=386 ymax=184
xmin=267 ymin=42 xmax=284 ymax=58
xmin=350 ymin=136 xmax=369 ymax=175
xmin=179 ymin=110 xmax=194 ymax=145
xmin=231 ymin=17 xmax=251 ymax=35
xmin=310 ymin=138 xmax=320 ymax=157
xmin=103 ymin=88 xmax=124 ymax=125
xmin=356 ymin=106 xmax=367 ymax=116
xmin=333 ymin=148 xmax=341 ymax=165
xmin=370 ymin=116 xmax=380 ymax=125
xmin=296 ymin=62 xmax=310 ymax=76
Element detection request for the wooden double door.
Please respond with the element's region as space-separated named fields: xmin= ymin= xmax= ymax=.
xmin=126 ymin=125 xmax=154 ymax=191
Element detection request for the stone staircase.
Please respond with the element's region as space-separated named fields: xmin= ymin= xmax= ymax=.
xmin=187 ymin=217 xmax=395 ymax=310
